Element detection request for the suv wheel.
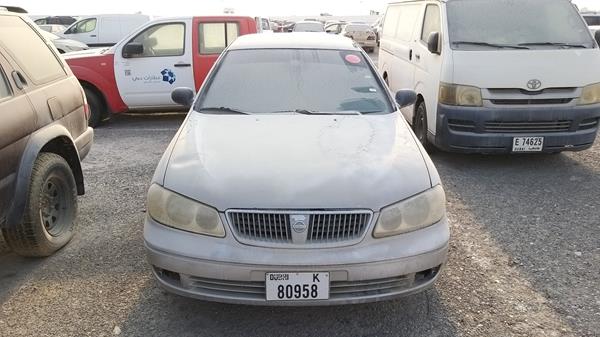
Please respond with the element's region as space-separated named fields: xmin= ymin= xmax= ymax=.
xmin=414 ymin=101 xmax=434 ymax=152
xmin=2 ymin=153 xmax=78 ymax=257
xmin=84 ymin=88 xmax=104 ymax=127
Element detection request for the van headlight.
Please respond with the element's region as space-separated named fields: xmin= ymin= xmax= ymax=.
xmin=147 ymin=184 xmax=225 ymax=237
xmin=578 ymin=83 xmax=600 ymax=105
xmin=373 ymin=185 xmax=446 ymax=238
xmin=439 ymin=83 xmax=483 ymax=107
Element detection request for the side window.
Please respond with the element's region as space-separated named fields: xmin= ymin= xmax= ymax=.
xmin=421 ymin=5 xmax=441 ymax=42
xmin=67 ymin=18 xmax=97 ymax=34
xmin=382 ymin=6 xmax=401 ymax=38
xmin=0 ymin=16 xmax=65 ymax=85
xmin=199 ymin=22 xmax=240 ymax=54
xmin=0 ymin=65 xmax=12 ymax=100
xmin=128 ymin=23 xmax=185 ymax=57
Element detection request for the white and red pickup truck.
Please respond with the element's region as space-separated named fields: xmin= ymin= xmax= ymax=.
xmin=64 ymin=16 xmax=258 ymax=126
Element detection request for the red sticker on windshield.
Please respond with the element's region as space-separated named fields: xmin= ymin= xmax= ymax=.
xmin=345 ymin=54 xmax=361 ymax=64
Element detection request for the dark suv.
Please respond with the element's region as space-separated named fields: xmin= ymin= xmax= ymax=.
xmin=0 ymin=9 xmax=93 ymax=257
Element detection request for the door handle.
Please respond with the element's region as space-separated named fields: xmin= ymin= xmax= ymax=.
xmin=409 ymin=49 xmax=413 ymax=61
xmin=174 ymin=63 xmax=191 ymax=68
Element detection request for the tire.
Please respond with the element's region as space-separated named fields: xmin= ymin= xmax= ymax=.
xmin=0 ymin=231 xmax=9 ymax=253
xmin=414 ymin=101 xmax=435 ymax=152
xmin=2 ymin=153 xmax=78 ymax=257
xmin=84 ymin=88 xmax=104 ymax=128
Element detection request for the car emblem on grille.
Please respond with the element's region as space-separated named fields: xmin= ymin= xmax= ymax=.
xmin=527 ymin=79 xmax=542 ymax=90
xmin=290 ymin=215 xmax=308 ymax=233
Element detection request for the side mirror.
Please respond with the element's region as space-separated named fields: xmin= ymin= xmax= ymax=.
xmin=123 ymin=43 xmax=144 ymax=58
xmin=395 ymin=90 xmax=417 ymax=108
xmin=427 ymin=32 xmax=441 ymax=55
xmin=171 ymin=87 xmax=195 ymax=108
xmin=595 ymin=30 xmax=600 ymax=46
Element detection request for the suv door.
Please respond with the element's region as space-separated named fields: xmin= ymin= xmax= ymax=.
xmin=0 ymin=50 xmax=36 ymax=224
xmin=114 ymin=20 xmax=195 ymax=108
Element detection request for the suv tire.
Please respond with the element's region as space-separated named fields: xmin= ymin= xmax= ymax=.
xmin=2 ymin=153 xmax=78 ymax=257
xmin=85 ymin=88 xmax=104 ymax=128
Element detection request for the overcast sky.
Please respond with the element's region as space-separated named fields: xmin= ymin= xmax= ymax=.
xmin=13 ymin=0 xmax=600 ymax=16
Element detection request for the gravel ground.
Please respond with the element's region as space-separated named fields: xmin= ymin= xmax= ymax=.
xmin=0 ymin=54 xmax=598 ymax=336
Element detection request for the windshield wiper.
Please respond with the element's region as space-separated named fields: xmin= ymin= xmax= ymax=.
xmin=275 ymin=109 xmax=362 ymax=115
xmin=196 ymin=107 xmax=250 ymax=115
xmin=518 ymin=42 xmax=588 ymax=49
xmin=452 ymin=41 xmax=530 ymax=50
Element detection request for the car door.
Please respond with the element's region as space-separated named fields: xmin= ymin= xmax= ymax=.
xmin=62 ymin=18 xmax=99 ymax=46
xmin=413 ymin=3 xmax=443 ymax=134
xmin=192 ymin=18 xmax=241 ymax=91
xmin=114 ymin=19 xmax=195 ymax=108
xmin=0 ymin=50 xmax=36 ymax=223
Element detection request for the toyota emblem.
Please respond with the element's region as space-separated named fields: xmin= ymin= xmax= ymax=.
xmin=527 ymin=79 xmax=542 ymax=90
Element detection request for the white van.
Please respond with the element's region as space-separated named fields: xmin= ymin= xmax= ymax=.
xmin=60 ymin=14 xmax=150 ymax=47
xmin=379 ymin=0 xmax=600 ymax=154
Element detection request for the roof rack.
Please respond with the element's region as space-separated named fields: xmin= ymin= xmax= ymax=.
xmin=0 ymin=6 xmax=27 ymax=13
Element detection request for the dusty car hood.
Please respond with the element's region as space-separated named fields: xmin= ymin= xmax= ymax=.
xmin=162 ymin=112 xmax=431 ymax=211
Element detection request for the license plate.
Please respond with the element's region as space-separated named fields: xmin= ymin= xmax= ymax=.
xmin=265 ymin=272 xmax=329 ymax=301
xmin=512 ymin=137 xmax=544 ymax=152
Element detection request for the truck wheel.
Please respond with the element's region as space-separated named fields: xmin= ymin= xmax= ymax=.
xmin=414 ymin=102 xmax=435 ymax=152
xmin=84 ymin=88 xmax=104 ymax=127
xmin=2 ymin=153 xmax=78 ymax=257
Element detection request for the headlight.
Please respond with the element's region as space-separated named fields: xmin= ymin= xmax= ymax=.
xmin=439 ymin=83 xmax=483 ymax=107
xmin=578 ymin=83 xmax=600 ymax=105
xmin=147 ymin=184 xmax=225 ymax=237
xmin=373 ymin=185 xmax=446 ymax=238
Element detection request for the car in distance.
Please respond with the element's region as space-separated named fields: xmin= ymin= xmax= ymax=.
xmin=341 ymin=23 xmax=377 ymax=53
xmin=38 ymin=24 xmax=67 ymax=34
xmin=0 ymin=9 xmax=93 ymax=257
xmin=293 ymin=21 xmax=325 ymax=32
xmin=64 ymin=16 xmax=258 ymax=127
xmin=379 ymin=0 xmax=600 ymax=154
xmin=40 ymin=29 xmax=88 ymax=53
xmin=144 ymin=33 xmax=449 ymax=305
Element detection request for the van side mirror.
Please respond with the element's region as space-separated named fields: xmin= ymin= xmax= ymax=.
xmin=427 ymin=32 xmax=441 ymax=55
xmin=171 ymin=87 xmax=195 ymax=108
xmin=395 ymin=90 xmax=417 ymax=108
xmin=123 ymin=43 xmax=144 ymax=58
xmin=595 ymin=30 xmax=600 ymax=46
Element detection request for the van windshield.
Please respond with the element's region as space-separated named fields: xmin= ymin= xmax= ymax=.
xmin=447 ymin=0 xmax=595 ymax=50
xmin=195 ymin=49 xmax=393 ymax=114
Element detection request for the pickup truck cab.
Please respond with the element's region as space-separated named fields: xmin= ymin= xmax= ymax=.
xmin=64 ymin=16 xmax=258 ymax=126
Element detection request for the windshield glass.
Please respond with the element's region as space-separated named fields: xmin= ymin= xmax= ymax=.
xmin=447 ymin=0 xmax=595 ymax=50
xmin=294 ymin=23 xmax=324 ymax=32
xmin=196 ymin=49 xmax=393 ymax=114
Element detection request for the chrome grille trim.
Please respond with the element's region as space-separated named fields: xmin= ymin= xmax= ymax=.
xmin=226 ymin=210 xmax=373 ymax=247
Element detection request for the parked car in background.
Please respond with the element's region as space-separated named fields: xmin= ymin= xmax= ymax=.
xmin=33 ymin=15 xmax=76 ymax=26
xmin=38 ymin=24 xmax=67 ymax=34
xmin=40 ymin=30 xmax=88 ymax=53
xmin=146 ymin=33 xmax=448 ymax=305
xmin=582 ymin=13 xmax=600 ymax=33
xmin=379 ymin=0 xmax=600 ymax=154
xmin=324 ymin=22 xmax=345 ymax=34
xmin=0 ymin=9 xmax=93 ymax=257
xmin=293 ymin=21 xmax=324 ymax=32
xmin=64 ymin=16 xmax=258 ymax=126
xmin=341 ymin=23 xmax=377 ymax=52
xmin=60 ymin=14 xmax=150 ymax=47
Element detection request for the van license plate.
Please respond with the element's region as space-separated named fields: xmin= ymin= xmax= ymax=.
xmin=512 ymin=137 xmax=544 ymax=152
xmin=266 ymin=272 xmax=329 ymax=301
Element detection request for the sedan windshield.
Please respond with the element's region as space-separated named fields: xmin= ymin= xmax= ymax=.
xmin=196 ymin=49 xmax=393 ymax=114
xmin=448 ymin=0 xmax=595 ymax=50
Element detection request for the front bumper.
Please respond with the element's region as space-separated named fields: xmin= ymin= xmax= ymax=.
xmin=434 ymin=103 xmax=600 ymax=153
xmin=144 ymin=216 xmax=449 ymax=306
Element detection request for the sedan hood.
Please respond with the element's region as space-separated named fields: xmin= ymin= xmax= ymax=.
xmin=162 ymin=112 xmax=431 ymax=211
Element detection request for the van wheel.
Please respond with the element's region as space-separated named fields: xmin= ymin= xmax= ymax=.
xmin=84 ymin=88 xmax=104 ymax=127
xmin=414 ymin=102 xmax=434 ymax=152
xmin=2 ymin=153 xmax=78 ymax=257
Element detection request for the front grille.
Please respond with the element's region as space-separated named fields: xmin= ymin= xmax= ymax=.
xmin=227 ymin=210 xmax=372 ymax=246
xmin=448 ymin=119 xmax=476 ymax=132
xmin=490 ymin=98 xmax=573 ymax=105
xmin=484 ymin=120 xmax=572 ymax=133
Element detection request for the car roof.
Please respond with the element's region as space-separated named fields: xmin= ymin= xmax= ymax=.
xmin=229 ymin=33 xmax=360 ymax=51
